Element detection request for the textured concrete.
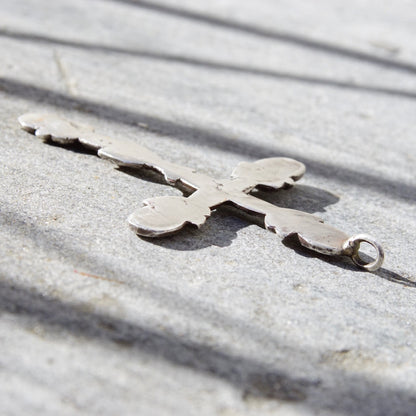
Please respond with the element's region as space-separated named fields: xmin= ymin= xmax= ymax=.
xmin=1 ymin=1 xmax=416 ymax=415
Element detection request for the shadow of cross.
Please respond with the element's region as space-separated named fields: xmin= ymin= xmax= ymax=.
xmin=19 ymin=113 xmax=384 ymax=271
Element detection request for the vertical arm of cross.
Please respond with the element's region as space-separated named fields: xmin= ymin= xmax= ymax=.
xmin=229 ymin=194 xmax=351 ymax=255
xmin=18 ymin=113 xmax=213 ymax=190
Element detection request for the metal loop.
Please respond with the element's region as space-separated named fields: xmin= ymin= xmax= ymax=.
xmin=344 ymin=234 xmax=384 ymax=272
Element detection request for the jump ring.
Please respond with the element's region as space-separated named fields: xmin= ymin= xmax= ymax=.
xmin=343 ymin=234 xmax=384 ymax=272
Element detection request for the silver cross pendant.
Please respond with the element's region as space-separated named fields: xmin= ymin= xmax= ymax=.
xmin=19 ymin=113 xmax=384 ymax=271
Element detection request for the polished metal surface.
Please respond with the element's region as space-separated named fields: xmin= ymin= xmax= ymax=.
xmin=18 ymin=113 xmax=384 ymax=271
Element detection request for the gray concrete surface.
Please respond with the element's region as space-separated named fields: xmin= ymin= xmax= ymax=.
xmin=1 ymin=1 xmax=416 ymax=415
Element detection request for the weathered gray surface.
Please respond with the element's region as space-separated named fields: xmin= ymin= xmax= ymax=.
xmin=1 ymin=1 xmax=415 ymax=415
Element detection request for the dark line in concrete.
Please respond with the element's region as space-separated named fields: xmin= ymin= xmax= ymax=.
xmin=1 ymin=76 xmax=414 ymax=203
xmin=102 ymin=0 xmax=416 ymax=75
xmin=1 ymin=29 xmax=415 ymax=100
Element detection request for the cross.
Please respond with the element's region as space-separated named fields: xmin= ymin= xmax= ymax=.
xmin=18 ymin=113 xmax=384 ymax=271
